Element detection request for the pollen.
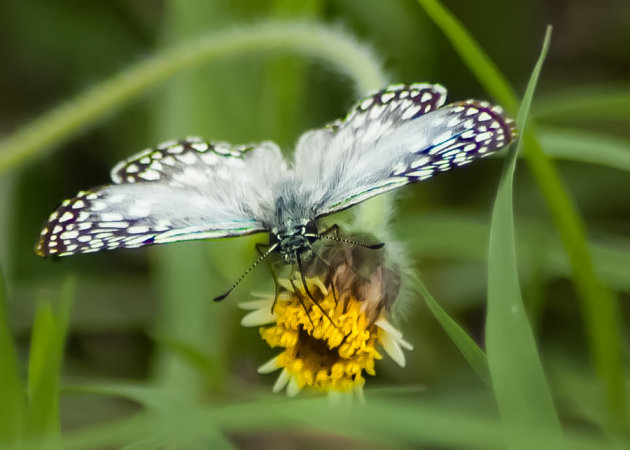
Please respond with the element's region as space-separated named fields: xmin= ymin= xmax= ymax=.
xmin=259 ymin=283 xmax=382 ymax=392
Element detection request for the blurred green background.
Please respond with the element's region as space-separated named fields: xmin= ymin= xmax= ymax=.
xmin=0 ymin=0 xmax=629 ymax=448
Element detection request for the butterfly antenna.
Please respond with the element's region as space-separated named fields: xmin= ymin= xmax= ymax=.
xmin=213 ymin=243 xmax=278 ymax=302
xmin=319 ymin=234 xmax=384 ymax=250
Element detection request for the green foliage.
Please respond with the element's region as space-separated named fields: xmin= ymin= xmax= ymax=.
xmin=0 ymin=265 xmax=26 ymax=447
xmin=486 ymin=27 xmax=562 ymax=441
xmin=538 ymin=127 xmax=630 ymax=171
xmin=1 ymin=1 xmax=628 ymax=448
xmin=24 ymin=277 xmax=75 ymax=445
xmin=417 ymin=0 xmax=626 ymax=429
xmin=416 ymin=275 xmax=490 ymax=385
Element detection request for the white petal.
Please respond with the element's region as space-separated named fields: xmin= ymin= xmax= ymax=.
xmin=257 ymin=356 xmax=281 ymax=374
xmin=396 ymin=336 xmax=414 ymax=351
xmin=237 ymin=297 xmax=274 ymax=310
xmin=277 ymin=276 xmax=327 ymax=296
xmin=308 ymin=277 xmax=328 ymax=295
xmin=327 ymin=390 xmax=343 ymax=404
xmin=353 ymin=383 xmax=366 ymax=404
xmin=327 ymin=389 xmax=354 ymax=404
xmin=277 ymin=279 xmax=294 ymax=292
xmin=380 ymin=330 xmax=406 ymax=367
xmin=289 ymin=276 xmax=307 ymax=293
xmin=375 ymin=318 xmax=403 ymax=339
xmin=272 ymin=369 xmax=291 ymax=393
xmin=241 ymin=308 xmax=276 ymax=327
xmin=286 ymin=376 xmax=303 ymax=397
xmin=375 ymin=318 xmax=414 ymax=350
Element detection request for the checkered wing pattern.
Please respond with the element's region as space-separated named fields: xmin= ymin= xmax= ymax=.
xmin=293 ymin=84 xmax=516 ymax=216
xmin=36 ymin=138 xmax=285 ymax=256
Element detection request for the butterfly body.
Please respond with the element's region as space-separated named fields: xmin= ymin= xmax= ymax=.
xmin=269 ymin=219 xmax=319 ymax=264
xmin=36 ymin=83 xmax=516 ymax=260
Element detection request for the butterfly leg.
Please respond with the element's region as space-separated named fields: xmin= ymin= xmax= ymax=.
xmin=296 ymin=251 xmax=337 ymax=328
xmin=289 ymin=276 xmax=316 ymax=331
xmin=312 ymin=249 xmax=339 ymax=305
xmin=314 ymin=247 xmax=351 ymax=344
xmin=328 ymin=262 xmax=339 ymax=305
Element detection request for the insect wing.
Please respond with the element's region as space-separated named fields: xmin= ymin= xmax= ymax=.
xmin=36 ymin=139 xmax=286 ymax=256
xmin=293 ymin=84 xmax=516 ymax=215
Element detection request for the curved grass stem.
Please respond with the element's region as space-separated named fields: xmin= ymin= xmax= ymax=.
xmin=0 ymin=21 xmax=386 ymax=174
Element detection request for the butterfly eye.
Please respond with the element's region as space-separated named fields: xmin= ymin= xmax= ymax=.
xmin=268 ymin=232 xmax=281 ymax=247
xmin=305 ymin=221 xmax=318 ymax=237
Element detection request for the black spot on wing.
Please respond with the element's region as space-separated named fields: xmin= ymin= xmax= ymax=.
xmin=35 ymin=189 xmax=157 ymax=257
xmin=110 ymin=137 xmax=253 ymax=185
xmin=330 ymin=83 xmax=448 ymax=130
xmin=391 ymin=100 xmax=517 ymax=182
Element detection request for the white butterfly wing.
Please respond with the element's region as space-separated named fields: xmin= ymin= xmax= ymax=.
xmin=36 ymin=138 xmax=285 ymax=256
xmin=293 ymin=83 xmax=516 ymax=216
xmin=37 ymin=83 xmax=516 ymax=257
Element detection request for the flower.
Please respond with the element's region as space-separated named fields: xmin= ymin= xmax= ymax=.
xmin=239 ymin=242 xmax=413 ymax=396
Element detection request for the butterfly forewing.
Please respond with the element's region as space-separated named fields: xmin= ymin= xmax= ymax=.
xmin=36 ymin=139 xmax=286 ymax=257
xmin=294 ymin=85 xmax=516 ymax=216
xmin=293 ymin=84 xmax=451 ymax=213
xmin=394 ymin=100 xmax=517 ymax=182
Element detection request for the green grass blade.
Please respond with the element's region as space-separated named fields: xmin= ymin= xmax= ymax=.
xmin=415 ymin=276 xmax=490 ymax=384
xmin=486 ymin=27 xmax=562 ymax=439
xmin=65 ymin=383 xmax=162 ymax=405
xmin=61 ymin=397 xmax=620 ymax=450
xmin=25 ymin=277 xmax=76 ymax=442
xmin=523 ymin=133 xmax=627 ymax=433
xmin=417 ymin=0 xmax=627 ymax=428
xmin=25 ymin=301 xmax=59 ymax=439
xmin=534 ymin=83 xmax=630 ymax=121
xmin=55 ymin=276 xmax=76 ymax=341
xmin=0 ymin=265 xmax=26 ymax=447
xmin=399 ymin=214 xmax=630 ymax=294
xmin=538 ymin=127 xmax=630 ymax=171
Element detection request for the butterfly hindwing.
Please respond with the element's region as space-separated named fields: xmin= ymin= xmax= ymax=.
xmin=36 ymin=139 xmax=286 ymax=257
xmin=110 ymin=137 xmax=254 ymax=186
xmin=328 ymin=83 xmax=448 ymax=131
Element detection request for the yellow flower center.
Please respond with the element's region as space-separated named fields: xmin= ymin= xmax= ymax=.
xmin=260 ymin=284 xmax=382 ymax=392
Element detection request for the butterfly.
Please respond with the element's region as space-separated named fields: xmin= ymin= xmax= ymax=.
xmin=36 ymin=83 xmax=516 ymax=295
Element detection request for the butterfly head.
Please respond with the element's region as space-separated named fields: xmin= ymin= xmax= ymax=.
xmin=270 ymin=219 xmax=319 ymax=263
